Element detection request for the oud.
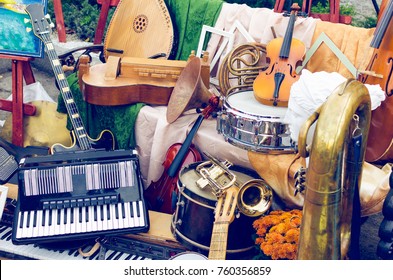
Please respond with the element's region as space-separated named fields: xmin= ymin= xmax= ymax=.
xmin=253 ymin=3 xmax=305 ymax=107
xmin=25 ymin=4 xmax=115 ymax=153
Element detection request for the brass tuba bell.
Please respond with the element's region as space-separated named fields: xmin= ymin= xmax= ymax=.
xmin=166 ymin=57 xmax=213 ymax=123
xmin=296 ymin=79 xmax=371 ymax=259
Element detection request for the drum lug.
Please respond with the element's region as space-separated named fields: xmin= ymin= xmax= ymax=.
xmin=175 ymin=219 xmax=183 ymax=225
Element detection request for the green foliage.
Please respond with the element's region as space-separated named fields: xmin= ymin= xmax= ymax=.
xmin=224 ymin=0 xmax=275 ymax=8
xmin=47 ymin=0 xmax=115 ymax=42
xmin=311 ymin=1 xmax=355 ymax=16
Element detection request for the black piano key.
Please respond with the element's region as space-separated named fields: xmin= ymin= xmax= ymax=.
xmin=100 ymin=205 xmax=104 ymax=221
xmin=136 ymin=202 xmax=141 ymax=217
xmin=89 ymin=249 xmax=100 ymax=260
xmin=1 ymin=230 xmax=12 ymax=240
xmin=79 ymin=207 xmax=83 ymax=223
xmin=26 ymin=211 xmax=31 ymax=228
xmin=121 ymin=203 xmax=126 ymax=219
xmin=115 ymin=204 xmax=119 ymax=220
xmin=0 ymin=225 xmax=8 ymax=234
xmin=42 ymin=210 xmax=46 ymax=227
xmin=19 ymin=212 xmax=25 ymax=229
xmin=33 ymin=211 xmax=38 ymax=227
xmin=107 ymin=250 xmax=117 ymax=260
xmin=64 ymin=208 xmax=68 ymax=225
xmin=93 ymin=206 xmax=98 ymax=221
xmin=57 ymin=209 xmax=61 ymax=225
xmin=85 ymin=207 xmax=89 ymax=223
xmin=113 ymin=252 xmax=124 ymax=260
xmin=48 ymin=210 xmax=53 ymax=226
xmin=70 ymin=207 xmax=74 ymax=224
xmin=106 ymin=204 xmax=111 ymax=220
xmin=130 ymin=202 xmax=134 ymax=218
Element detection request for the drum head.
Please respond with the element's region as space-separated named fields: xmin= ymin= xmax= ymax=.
xmin=226 ymin=91 xmax=287 ymax=118
xmin=169 ymin=251 xmax=207 ymax=260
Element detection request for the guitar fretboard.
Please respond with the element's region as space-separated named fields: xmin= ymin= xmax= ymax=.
xmin=208 ymin=222 xmax=230 ymax=260
xmin=40 ymin=32 xmax=91 ymax=150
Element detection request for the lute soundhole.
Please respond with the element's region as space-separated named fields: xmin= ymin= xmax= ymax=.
xmin=133 ymin=15 xmax=148 ymax=33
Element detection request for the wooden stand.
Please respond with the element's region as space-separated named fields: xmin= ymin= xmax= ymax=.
xmin=0 ymin=55 xmax=37 ymax=146
xmin=94 ymin=0 xmax=120 ymax=44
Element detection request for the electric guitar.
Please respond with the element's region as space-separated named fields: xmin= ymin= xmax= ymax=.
xmin=208 ymin=186 xmax=239 ymax=260
xmin=25 ymin=4 xmax=115 ymax=153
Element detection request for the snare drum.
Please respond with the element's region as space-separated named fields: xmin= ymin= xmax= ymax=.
xmin=217 ymin=90 xmax=295 ymax=153
xmin=171 ymin=162 xmax=259 ymax=259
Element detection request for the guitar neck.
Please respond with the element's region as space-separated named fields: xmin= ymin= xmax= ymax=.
xmin=40 ymin=33 xmax=91 ymax=150
xmin=208 ymin=222 xmax=230 ymax=260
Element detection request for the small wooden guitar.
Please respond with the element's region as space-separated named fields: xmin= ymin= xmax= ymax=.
xmin=208 ymin=186 xmax=239 ymax=260
xmin=25 ymin=4 xmax=115 ymax=153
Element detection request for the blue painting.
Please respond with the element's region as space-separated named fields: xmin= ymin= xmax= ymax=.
xmin=0 ymin=0 xmax=47 ymax=58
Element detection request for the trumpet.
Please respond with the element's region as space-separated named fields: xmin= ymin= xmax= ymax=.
xmin=196 ymin=152 xmax=273 ymax=217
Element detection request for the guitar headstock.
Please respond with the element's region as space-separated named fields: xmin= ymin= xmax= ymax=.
xmin=25 ymin=4 xmax=54 ymax=43
xmin=214 ymin=186 xmax=239 ymax=224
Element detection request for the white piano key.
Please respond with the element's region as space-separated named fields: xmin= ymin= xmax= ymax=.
xmin=132 ymin=202 xmax=140 ymax=227
xmin=123 ymin=202 xmax=130 ymax=228
xmin=16 ymin=212 xmax=23 ymax=239
xmin=102 ymin=205 xmax=108 ymax=231
xmin=35 ymin=210 xmax=43 ymax=237
xmin=43 ymin=210 xmax=50 ymax=237
xmin=81 ymin=206 xmax=87 ymax=233
xmin=110 ymin=204 xmax=119 ymax=230
xmin=96 ymin=205 xmax=103 ymax=231
xmin=87 ymin=206 xmax=94 ymax=232
xmin=71 ymin=207 xmax=78 ymax=234
xmin=127 ymin=202 xmax=135 ymax=228
xmin=49 ymin=209 xmax=57 ymax=236
xmin=25 ymin=211 xmax=34 ymax=238
xmin=64 ymin=208 xmax=71 ymax=234
xmin=138 ymin=200 xmax=145 ymax=227
xmin=75 ymin=208 xmax=82 ymax=233
xmin=59 ymin=208 xmax=66 ymax=235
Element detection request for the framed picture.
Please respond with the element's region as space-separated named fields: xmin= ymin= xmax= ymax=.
xmin=0 ymin=0 xmax=48 ymax=58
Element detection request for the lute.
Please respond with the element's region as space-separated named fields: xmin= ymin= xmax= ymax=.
xmin=208 ymin=186 xmax=239 ymax=260
xmin=25 ymin=4 xmax=115 ymax=153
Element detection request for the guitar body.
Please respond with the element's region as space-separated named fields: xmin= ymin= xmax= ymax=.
xmin=50 ymin=129 xmax=115 ymax=154
xmin=104 ymin=0 xmax=174 ymax=59
xmin=26 ymin=4 xmax=117 ymax=154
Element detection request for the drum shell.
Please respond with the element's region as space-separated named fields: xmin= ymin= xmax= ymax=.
xmin=171 ymin=162 xmax=259 ymax=258
xmin=217 ymin=90 xmax=295 ymax=153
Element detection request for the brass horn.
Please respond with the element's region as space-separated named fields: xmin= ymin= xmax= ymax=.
xmin=296 ymin=79 xmax=371 ymax=259
xmin=237 ymin=179 xmax=273 ymax=217
xmin=166 ymin=57 xmax=213 ymax=123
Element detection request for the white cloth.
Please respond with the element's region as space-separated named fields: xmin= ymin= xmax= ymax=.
xmin=283 ymin=69 xmax=386 ymax=143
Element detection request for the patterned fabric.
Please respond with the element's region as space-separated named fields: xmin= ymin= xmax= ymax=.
xmin=57 ymin=73 xmax=144 ymax=149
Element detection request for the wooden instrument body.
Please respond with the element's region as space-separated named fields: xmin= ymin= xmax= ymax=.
xmin=253 ymin=4 xmax=305 ymax=107
xmin=359 ymin=0 xmax=393 ymax=162
xmin=253 ymin=37 xmax=305 ymax=107
xmin=103 ymin=0 xmax=174 ymax=60
xmin=144 ymin=143 xmax=202 ymax=214
xmin=81 ymin=56 xmax=210 ymax=106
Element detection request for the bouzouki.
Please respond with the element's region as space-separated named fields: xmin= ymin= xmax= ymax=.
xmin=25 ymin=4 xmax=115 ymax=153
xmin=253 ymin=3 xmax=305 ymax=107
xmin=208 ymin=186 xmax=239 ymax=260
xmin=103 ymin=0 xmax=174 ymax=60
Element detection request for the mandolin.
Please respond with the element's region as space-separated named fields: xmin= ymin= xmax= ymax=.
xmin=208 ymin=186 xmax=239 ymax=260
xmin=253 ymin=3 xmax=305 ymax=107
xmin=25 ymin=4 xmax=115 ymax=154
xmin=358 ymin=0 xmax=393 ymax=162
xmin=103 ymin=0 xmax=174 ymax=60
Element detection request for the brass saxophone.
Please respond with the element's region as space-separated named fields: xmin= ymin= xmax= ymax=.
xmin=296 ymin=79 xmax=371 ymax=259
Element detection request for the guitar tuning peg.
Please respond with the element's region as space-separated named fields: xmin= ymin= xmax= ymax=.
xmin=25 ymin=27 xmax=32 ymax=33
xmin=24 ymin=18 xmax=31 ymax=24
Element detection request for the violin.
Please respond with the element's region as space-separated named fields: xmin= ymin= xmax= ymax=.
xmin=358 ymin=0 xmax=393 ymax=162
xmin=144 ymin=96 xmax=219 ymax=214
xmin=253 ymin=3 xmax=306 ymax=107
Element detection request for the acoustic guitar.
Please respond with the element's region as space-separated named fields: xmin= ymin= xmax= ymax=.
xmin=208 ymin=186 xmax=239 ymax=260
xmin=25 ymin=4 xmax=115 ymax=153
xmin=103 ymin=0 xmax=174 ymax=60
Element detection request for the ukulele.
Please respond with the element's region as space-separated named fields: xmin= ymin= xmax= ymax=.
xmin=25 ymin=4 xmax=115 ymax=154
xmin=358 ymin=0 xmax=393 ymax=162
xmin=208 ymin=186 xmax=239 ymax=260
xmin=253 ymin=3 xmax=305 ymax=107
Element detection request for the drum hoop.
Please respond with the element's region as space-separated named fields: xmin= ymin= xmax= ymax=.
xmin=225 ymin=91 xmax=285 ymax=120
xmin=178 ymin=186 xmax=216 ymax=210
xmin=171 ymin=218 xmax=254 ymax=254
